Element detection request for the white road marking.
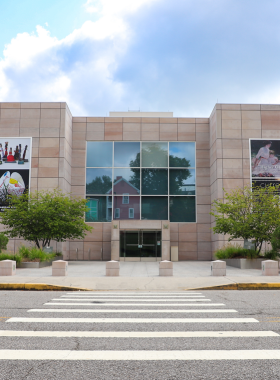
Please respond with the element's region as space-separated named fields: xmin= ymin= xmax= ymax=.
xmin=69 ymin=292 xmax=203 ymax=295
xmin=61 ymin=295 xmax=205 ymax=298
xmin=0 ymin=331 xmax=276 ymax=338
xmin=45 ymin=303 xmax=225 ymax=307
xmin=1 ymin=350 xmax=279 ymax=360
xmin=28 ymin=309 xmax=238 ymax=314
xmin=52 ymin=298 xmax=211 ymax=302
xmin=6 ymin=317 xmax=258 ymax=323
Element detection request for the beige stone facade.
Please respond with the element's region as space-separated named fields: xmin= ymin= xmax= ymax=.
xmin=0 ymin=101 xmax=278 ymax=261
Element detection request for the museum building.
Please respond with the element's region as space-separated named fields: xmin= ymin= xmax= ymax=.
xmin=0 ymin=102 xmax=278 ymax=261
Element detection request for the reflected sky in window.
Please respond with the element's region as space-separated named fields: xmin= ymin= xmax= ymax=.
xmin=169 ymin=142 xmax=195 ymax=167
xmin=87 ymin=142 xmax=112 ymax=167
xmin=114 ymin=142 xmax=140 ymax=167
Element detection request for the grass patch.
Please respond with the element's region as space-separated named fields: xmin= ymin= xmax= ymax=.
xmin=0 ymin=246 xmax=61 ymax=265
xmin=0 ymin=253 xmax=22 ymax=264
xmin=18 ymin=246 xmax=56 ymax=262
xmin=215 ymin=243 xmax=259 ymax=260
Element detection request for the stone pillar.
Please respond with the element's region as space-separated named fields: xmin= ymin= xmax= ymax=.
xmin=111 ymin=221 xmax=120 ymax=261
xmin=106 ymin=260 xmax=120 ymax=276
xmin=161 ymin=221 xmax=170 ymax=260
xmin=262 ymin=260 xmax=278 ymax=276
xmin=211 ymin=260 xmax=226 ymax=276
xmin=52 ymin=260 xmax=68 ymax=276
xmin=159 ymin=260 xmax=173 ymax=276
xmin=0 ymin=260 xmax=16 ymax=276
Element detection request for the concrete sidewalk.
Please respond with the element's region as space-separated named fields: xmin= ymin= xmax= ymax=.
xmin=1 ymin=261 xmax=280 ymax=290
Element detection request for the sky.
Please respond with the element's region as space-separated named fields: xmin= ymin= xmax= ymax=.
xmin=1 ymin=0 xmax=280 ymax=117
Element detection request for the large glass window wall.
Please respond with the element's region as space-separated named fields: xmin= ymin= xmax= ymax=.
xmin=86 ymin=141 xmax=196 ymax=222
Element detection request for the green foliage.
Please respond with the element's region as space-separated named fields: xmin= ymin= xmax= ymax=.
xmin=211 ymin=185 xmax=280 ymax=253
xmin=271 ymin=226 xmax=280 ymax=254
xmin=86 ymin=175 xmax=112 ymax=194
xmin=0 ymin=253 xmax=22 ymax=264
xmin=18 ymin=246 xmax=56 ymax=262
xmin=215 ymin=244 xmax=259 ymax=260
xmin=0 ymin=232 xmax=8 ymax=252
xmin=263 ymin=250 xmax=279 ymax=260
xmin=0 ymin=189 xmax=92 ymax=249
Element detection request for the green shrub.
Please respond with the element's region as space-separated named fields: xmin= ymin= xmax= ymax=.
xmin=215 ymin=244 xmax=259 ymax=260
xmin=0 ymin=233 xmax=8 ymax=252
xmin=18 ymin=246 xmax=56 ymax=262
xmin=0 ymin=253 xmax=22 ymax=264
xmin=271 ymin=227 xmax=280 ymax=254
xmin=264 ymin=250 xmax=279 ymax=260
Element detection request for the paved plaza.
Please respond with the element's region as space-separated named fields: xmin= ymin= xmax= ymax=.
xmin=0 ymin=261 xmax=279 ymax=290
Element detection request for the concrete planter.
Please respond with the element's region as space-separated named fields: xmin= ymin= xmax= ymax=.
xmin=17 ymin=256 xmax=63 ymax=269
xmin=225 ymin=258 xmax=279 ymax=270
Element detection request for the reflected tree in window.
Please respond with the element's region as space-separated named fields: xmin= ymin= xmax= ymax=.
xmin=86 ymin=175 xmax=112 ymax=194
xmin=129 ymin=153 xmax=140 ymax=190
xmin=142 ymin=169 xmax=168 ymax=195
xmin=169 ymin=157 xmax=192 ymax=194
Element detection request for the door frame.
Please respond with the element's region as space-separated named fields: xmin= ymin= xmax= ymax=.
xmin=120 ymin=229 xmax=162 ymax=262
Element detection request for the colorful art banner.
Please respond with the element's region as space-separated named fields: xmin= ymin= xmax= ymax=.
xmin=0 ymin=138 xmax=31 ymax=211
xmin=250 ymin=139 xmax=280 ymax=188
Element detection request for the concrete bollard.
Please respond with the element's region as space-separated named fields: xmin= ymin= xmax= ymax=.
xmin=211 ymin=260 xmax=226 ymax=276
xmin=159 ymin=260 xmax=173 ymax=276
xmin=262 ymin=260 xmax=279 ymax=276
xmin=0 ymin=260 xmax=16 ymax=276
xmin=106 ymin=260 xmax=120 ymax=276
xmin=52 ymin=260 xmax=68 ymax=276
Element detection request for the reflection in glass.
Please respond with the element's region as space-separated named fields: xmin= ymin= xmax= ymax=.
xmin=170 ymin=196 xmax=196 ymax=222
xmin=169 ymin=142 xmax=195 ymax=167
xmin=85 ymin=196 xmax=112 ymax=222
xmin=142 ymin=169 xmax=168 ymax=195
xmin=113 ymin=169 xmax=140 ymax=195
xmin=114 ymin=142 xmax=140 ymax=167
xmin=169 ymin=169 xmax=196 ymax=195
xmin=142 ymin=142 xmax=168 ymax=167
xmin=86 ymin=168 xmax=112 ymax=194
xmin=141 ymin=196 xmax=168 ymax=220
xmin=86 ymin=142 xmax=112 ymax=167
xmin=113 ymin=196 xmax=140 ymax=220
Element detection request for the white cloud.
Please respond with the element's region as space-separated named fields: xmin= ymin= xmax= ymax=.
xmin=0 ymin=0 xmax=160 ymax=114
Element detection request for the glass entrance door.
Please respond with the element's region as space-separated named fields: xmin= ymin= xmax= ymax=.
xmin=120 ymin=230 xmax=161 ymax=261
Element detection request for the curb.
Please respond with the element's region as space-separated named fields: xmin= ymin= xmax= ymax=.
xmin=187 ymin=283 xmax=280 ymax=290
xmin=0 ymin=283 xmax=91 ymax=291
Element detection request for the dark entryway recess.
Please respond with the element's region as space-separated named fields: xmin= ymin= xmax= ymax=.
xmin=120 ymin=230 xmax=161 ymax=261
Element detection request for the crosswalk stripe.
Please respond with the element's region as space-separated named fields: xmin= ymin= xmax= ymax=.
xmin=0 ymin=331 xmax=276 ymax=338
xmin=69 ymin=292 xmax=202 ymax=295
xmin=6 ymin=317 xmax=258 ymax=323
xmin=61 ymin=295 xmax=205 ymax=298
xmin=45 ymin=303 xmax=225 ymax=307
xmin=28 ymin=309 xmax=238 ymax=314
xmin=52 ymin=298 xmax=211 ymax=302
xmin=1 ymin=350 xmax=279 ymax=360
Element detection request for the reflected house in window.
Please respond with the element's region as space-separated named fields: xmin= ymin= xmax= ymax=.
xmin=106 ymin=176 xmax=140 ymax=220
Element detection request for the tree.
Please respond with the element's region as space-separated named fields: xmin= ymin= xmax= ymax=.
xmin=129 ymin=152 xmax=192 ymax=194
xmin=0 ymin=189 xmax=92 ymax=249
xmin=210 ymin=184 xmax=280 ymax=253
xmin=86 ymin=175 xmax=112 ymax=194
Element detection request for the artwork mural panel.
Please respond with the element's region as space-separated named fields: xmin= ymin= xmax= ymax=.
xmin=250 ymin=139 xmax=280 ymax=188
xmin=0 ymin=137 xmax=31 ymax=211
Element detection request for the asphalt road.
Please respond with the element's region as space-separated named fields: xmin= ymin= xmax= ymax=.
xmin=0 ymin=290 xmax=280 ymax=379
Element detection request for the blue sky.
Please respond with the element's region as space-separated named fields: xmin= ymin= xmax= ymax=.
xmin=1 ymin=0 xmax=280 ymax=117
